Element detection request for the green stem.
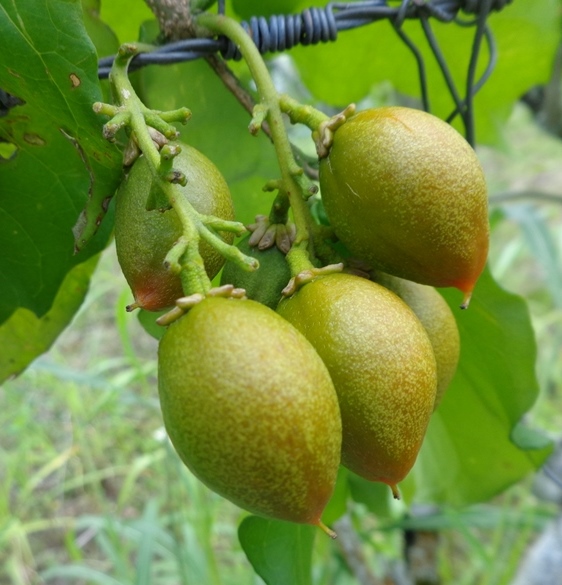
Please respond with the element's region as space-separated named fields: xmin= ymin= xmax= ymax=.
xmin=268 ymin=191 xmax=290 ymax=225
xmin=109 ymin=44 xmax=213 ymax=296
xmin=195 ymin=13 xmax=317 ymax=275
xmin=278 ymin=93 xmax=329 ymax=131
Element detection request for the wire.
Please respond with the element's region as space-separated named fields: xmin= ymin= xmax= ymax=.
xmin=94 ymin=0 xmax=511 ymax=142
xmin=97 ymin=0 xmax=510 ymax=77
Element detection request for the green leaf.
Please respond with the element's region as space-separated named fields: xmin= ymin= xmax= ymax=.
xmin=322 ymin=466 xmax=349 ymax=525
xmin=238 ymin=516 xmax=316 ymax=585
xmin=99 ymin=0 xmax=154 ymax=44
xmin=289 ymin=0 xmax=558 ymax=142
xmin=511 ymin=422 xmax=553 ymax=451
xmin=408 ymin=267 xmax=552 ymax=506
xmin=134 ymin=500 xmax=159 ymax=585
xmin=0 ymin=0 xmax=122 ymax=325
xmin=41 ymin=565 xmax=125 ymax=585
xmin=81 ymin=0 xmax=120 ymax=59
xmin=0 ymin=254 xmax=99 ymax=384
xmin=138 ymin=55 xmax=280 ymax=226
xmin=348 ymin=472 xmax=393 ymax=519
xmin=504 ymin=203 xmax=562 ymax=309
xmin=231 ymin=0 xmax=302 ymax=19
xmin=382 ymin=503 xmax=552 ymax=532
xmin=137 ymin=309 xmax=167 ymax=341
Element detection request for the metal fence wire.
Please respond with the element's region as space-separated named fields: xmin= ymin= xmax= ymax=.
xmin=97 ymin=0 xmax=513 ymax=144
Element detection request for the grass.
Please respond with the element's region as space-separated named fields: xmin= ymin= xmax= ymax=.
xmin=2 ymin=103 xmax=562 ymax=585
xmin=0 ymin=252 xmax=258 ymax=585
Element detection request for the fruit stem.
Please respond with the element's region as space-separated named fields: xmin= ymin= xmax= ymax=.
xmin=195 ymin=13 xmax=318 ymax=276
xmin=389 ymin=484 xmax=401 ymax=500
xmin=315 ymin=519 xmax=338 ymax=539
xmin=278 ymin=93 xmax=329 ymax=131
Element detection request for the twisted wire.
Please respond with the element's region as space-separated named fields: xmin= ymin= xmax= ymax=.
xmin=97 ymin=0 xmax=511 ymax=77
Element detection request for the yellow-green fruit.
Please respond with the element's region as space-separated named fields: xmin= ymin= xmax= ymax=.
xmin=158 ymin=297 xmax=342 ymax=527
xmin=220 ymin=236 xmax=291 ymax=309
xmin=373 ymin=272 xmax=460 ymax=409
xmin=278 ymin=273 xmax=437 ymax=494
xmin=115 ymin=144 xmax=235 ymax=311
xmin=319 ymin=107 xmax=489 ymax=303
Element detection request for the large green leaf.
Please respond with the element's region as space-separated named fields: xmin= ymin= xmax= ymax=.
xmin=0 ymin=0 xmax=122 ymax=325
xmin=231 ymin=0 xmax=302 ymax=19
xmin=238 ymin=516 xmax=316 ymax=585
xmin=289 ymin=0 xmax=559 ymax=142
xmin=0 ymin=254 xmax=99 ymax=384
xmin=407 ymin=267 xmax=552 ymax=506
xmin=81 ymin=0 xmax=119 ymax=58
xmin=138 ymin=52 xmax=281 ymax=226
xmin=99 ymin=0 xmax=153 ymax=45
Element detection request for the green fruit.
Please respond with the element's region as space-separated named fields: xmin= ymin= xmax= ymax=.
xmin=319 ymin=107 xmax=489 ymax=304
xmin=158 ymin=297 xmax=342 ymax=528
xmin=278 ymin=273 xmax=437 ymax=495
xmin=115 ymin=144 xmax=235 ymax=311
xmin=373 ymin=272 xmax=460 ymax=409
xmin=220 ymin=235 xmax=291 ymax=309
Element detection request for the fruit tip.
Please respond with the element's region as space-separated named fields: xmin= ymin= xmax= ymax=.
xmin=316 ymin=519 xmax=337 ymax=539
xmin=460 ymin=291 xmax=472 ymax=310
xmin=126 ymin=301 xmax=141 ymax=312
xmin=390 ymin=484 xmax=401 ymax=500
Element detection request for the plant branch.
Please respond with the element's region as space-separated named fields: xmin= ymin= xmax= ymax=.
xmin=144 ymin=0 xmax=193 ymax=40
xmin=195 ymin=12 xmax=319 ymax=276
xmin=95 ymin=43 xmax=254 ymax=297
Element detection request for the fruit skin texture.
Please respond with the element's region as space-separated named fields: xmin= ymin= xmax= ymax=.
xmin=277 ymin=273 xmax=437 ymax=492
xmin=220 ymin=235 xmax=291 ymax=309
xmin=157 ymin=297 xmax=342 ymax=526
xmin=373 ymin=272 xmax=460 ymax=409
xmin=319 ymin=107 xmax=489 ymax=299
xmin=115 ymin=144 xmax=235 ymax=311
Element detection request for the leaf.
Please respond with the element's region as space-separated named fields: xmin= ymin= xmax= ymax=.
xmin=348 ymin=472 xmax=393 ymax=519
xmin=137 ymin=308 xmax=167 ymax=341
xmin=504 ymin=203 xmax=562 ymax=309
xmin=81 ymin=0 xmax=120 ymax=59
xmin=0 ymin=254 xmax=99 ymax=384
xmin=408 ymin=267 xmax=552 ymax=506
xmin=382 ymin=503 xmax=553 ymax=532
xmin=289 ymin=0 xmax=558 ymax=143
xmin=134 ymin=500 xmax=159 ymax=585
xmin=138 ymin=47 xmax=280 ymax=226
xmin=231 ymin=0 xmax=302 ymax=19
xmin=0 ymin=0 xmax=122 ymax=325
xmin=41 ymin=565 xmax=125 ymax=585
xmin=99 ymin=0 xmax=154 ymax=44
xmin=322 ymin=466 xmax=349 ymax=525
xmin=238 ymin=516 xmax=316 ymax=585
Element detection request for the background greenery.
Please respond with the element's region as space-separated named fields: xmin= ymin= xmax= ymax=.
xmin=1 ymin=0 xmax=562 ymax=583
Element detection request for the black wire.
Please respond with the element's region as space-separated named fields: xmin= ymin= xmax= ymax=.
xmin=97 ymin=0 xmax=509 ymax=77
xmin=391 ymin=18 xmax=431 ymax=112
xmin=94 ymin=0 xmax=510 ymax=141
xmin=444 ymin=21 xmax=496 ymax=126
xmin=419 ymin=14 xmax=466 ymax=127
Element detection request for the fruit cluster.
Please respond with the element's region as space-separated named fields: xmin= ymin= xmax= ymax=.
xmin=115 ymin=106 xmax=489 ymax=535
